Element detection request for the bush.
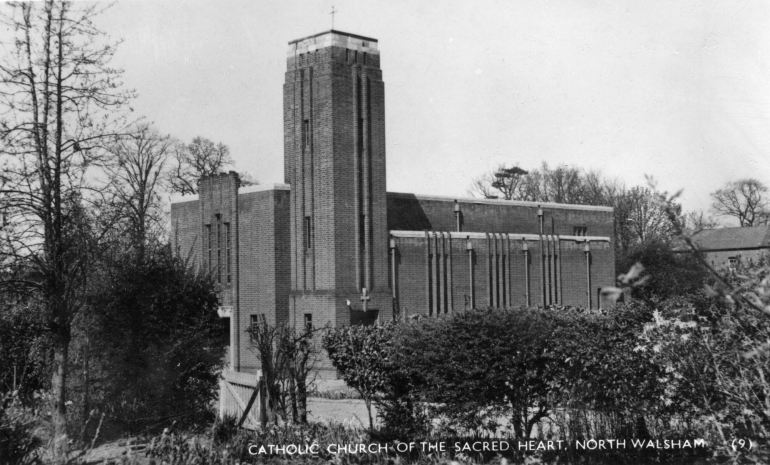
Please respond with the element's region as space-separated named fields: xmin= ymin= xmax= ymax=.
xmin=638 ymin=287 xmax=770 ymax=440
xmin=76 ymin=249 xmax=227 ymax=434
xmin=394 ymin=307 xmax=567 ymax=438
xmin=0 ymin=302 xmax=49 ymax=404
xmin=0 ymin=392 xmax=43 ymax=465
xmin=617 ymin=240 xmax=709 ymax=301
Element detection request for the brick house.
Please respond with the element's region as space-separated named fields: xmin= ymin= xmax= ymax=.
xmin=688 ymin=226 xmax=770 ymax=269
xmin=170 ymin=30 xmax=616 ymax=375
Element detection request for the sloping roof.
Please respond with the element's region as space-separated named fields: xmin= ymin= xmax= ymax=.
xmin=691 ymin=226 xmax=770 ymax=251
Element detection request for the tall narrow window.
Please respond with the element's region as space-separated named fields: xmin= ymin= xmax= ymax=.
xmin=216 ymin=215 xmax=222 ymax=284
xmin=360 ymin=215 xmax=366 ymax=252
xmin=226 ymin=223 xmax=232 ymax=283
xmin=304 ymin=216 xmax=312 ymax=249
xmin=206 ymin=225 xmax=212 ymax=270
xmin=303 ymin=120 xmax=310 ymax=147
xmin=304 ymin=313 xmax=313 ymax=331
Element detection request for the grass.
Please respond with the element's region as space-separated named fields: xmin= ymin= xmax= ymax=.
xmin=310 ymin=386 xmax=362 ymax=400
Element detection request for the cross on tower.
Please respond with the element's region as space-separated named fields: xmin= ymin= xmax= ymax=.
xmin=330 ymin=5 xmax=338 ymax=29
xmin=360 ymin=287 xmax=370 ymax=312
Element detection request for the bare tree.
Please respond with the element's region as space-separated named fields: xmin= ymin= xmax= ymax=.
xmin=710 ymin=179 xmax=769 ymax=227
xmin=468 ymin=164 xmax=528 ymax=200
xmin=104 ymin=123 xmax=173 ymax=261
xmin=683 ymin=210 xmax=721 ymax=232
xmin=614 ymin=186 xmax=678 ymax=251
xmin=469 ymin=162 xmax=616 ymax=206
xmin=518 ymin=163 xmax=588 ymax=204
xmin=281 ymin=325 xmax=322 ymax=424
xmin=0 ymin=1 xmax=131 ymax=457
xmin=168 ymin=136 xmax=256 ymax=195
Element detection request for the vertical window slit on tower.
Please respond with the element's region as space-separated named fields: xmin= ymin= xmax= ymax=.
xmin=226 ymin=223 xmax=231 ymax=283
xmin=360 ymin=215 xmax=366 ymax=252
xmin=305 ymin=216 xmax=312 ymax=249
xmin=366 ymin=77 xmax=373 ymax=285
xmin=366 ymin=77 xmax=372 ymax=199
xmin=216 ymin=214 xmax=222 ymax=284
xmin=356 ymin=74 xmax=364 ymax=286
xmin=304 ymin=119 xmax=310 ymax=147
xmin=206 ymin=225 xmax=212 ymax=270
xmin=498 ymin=252 xmax=506 ymax=307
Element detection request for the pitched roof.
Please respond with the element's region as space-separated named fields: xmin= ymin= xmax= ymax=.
xmin=691 ymin=226 xmax=770 ymax=251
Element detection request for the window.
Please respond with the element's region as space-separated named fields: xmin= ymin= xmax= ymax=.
xmin=303 ymin=120 xmax=310 ymax=147
xmin=573 ymin=226 xmax=587 ymax=236
xmin=360 ymin=215 xmax=366 ymax=251
xmin=305 ymin=216 xmax=312 ymax=249
xmin=250 ymin=314 xmax=265 ymax=332
xmin=304 ymin=313 xmax=313 ymax=331
xmin=728 ymin=256 xmax=738 ymax=270
xmin=216 ymin=215 xmax=222 ymax=284
xmin=206 ymin=224 xmax=212 ymax=269
xmin=226 ymin=223 xmax=232 ymax=283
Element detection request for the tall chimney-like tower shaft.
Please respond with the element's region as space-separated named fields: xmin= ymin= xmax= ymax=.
xmin=285 ymin=30 xmax=390 ymax=329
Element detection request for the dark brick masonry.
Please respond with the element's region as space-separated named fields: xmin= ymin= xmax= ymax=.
xmin=169 ymin=30 xmax=616 ymax=376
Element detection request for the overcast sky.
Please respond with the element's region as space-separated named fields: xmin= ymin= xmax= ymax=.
xmin=98 ymin=0 xmax=770 ymax=218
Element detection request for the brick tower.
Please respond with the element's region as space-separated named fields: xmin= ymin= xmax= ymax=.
xmin=284 ymin=30 xmax=391 ymax=331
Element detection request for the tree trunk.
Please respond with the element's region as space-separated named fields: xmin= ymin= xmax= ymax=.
xmin=288 ymin=369 xmax=298 ymax=423
xmin=82 ymin=335 xmax=90 ymax=425
xmin=296 ymin=367 xmax=307 ymax=424
xmin=365 ymin=399 xmax=373 ymax=432
xmin=51 ymin=330 xmax=70 ymax=461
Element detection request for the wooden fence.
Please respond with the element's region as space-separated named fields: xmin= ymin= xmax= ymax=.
xmin=219 ymin=369 xmax=269 ymax=429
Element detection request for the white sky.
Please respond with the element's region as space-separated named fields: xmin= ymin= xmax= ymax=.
xmin=97 ymin=0 xmax=770 ymax=216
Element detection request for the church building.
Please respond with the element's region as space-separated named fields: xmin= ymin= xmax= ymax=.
xmin=170 ymin=30 xmax=616 ymax=374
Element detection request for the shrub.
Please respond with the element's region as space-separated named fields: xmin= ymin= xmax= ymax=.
xmin=0 ymin=302 xmax=49 ymax=405
xmin=0 ymin=392 xmax=43 ymax=465
xmin=322 ymin=324 xmax=393 ymax=432
xmin=78 ymin=249 xmax=227 ymax=434
xmin=617 ymin=240 xmax=709 ymax=301
xmin=638 ymin=289 xmax=770 ymax=441
xmin=394 ymin=307 xmax=567 ymax=439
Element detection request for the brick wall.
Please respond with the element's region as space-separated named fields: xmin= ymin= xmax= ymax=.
xmin=703 ymin=248 xmax=770 ymax=269
xmin=386 ymin=194 xmax=615 ymax=313
xmin=171 ymin=197 xmax=201 ymax=268
xmin=237 ymin=186 xmax=291 ymax=373
xmin=390 ymin=232 xmax=615 ymax=314
xmin=387 ymin=193 xmax=614 ymax=238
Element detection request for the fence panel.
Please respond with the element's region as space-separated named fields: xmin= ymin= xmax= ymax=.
xmin=219 ymin=369 xmax=263 ymax=430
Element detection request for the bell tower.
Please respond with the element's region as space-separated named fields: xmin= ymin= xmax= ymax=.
xmin=284 ymin=30 xmax=391 ymax=329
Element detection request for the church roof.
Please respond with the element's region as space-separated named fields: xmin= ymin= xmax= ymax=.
xmin=690 ymin=226 xmax=770 ymax=251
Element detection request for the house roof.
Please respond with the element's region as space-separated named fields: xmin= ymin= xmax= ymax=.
xmin=690 ymin=226 xmax=770 ymax=251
